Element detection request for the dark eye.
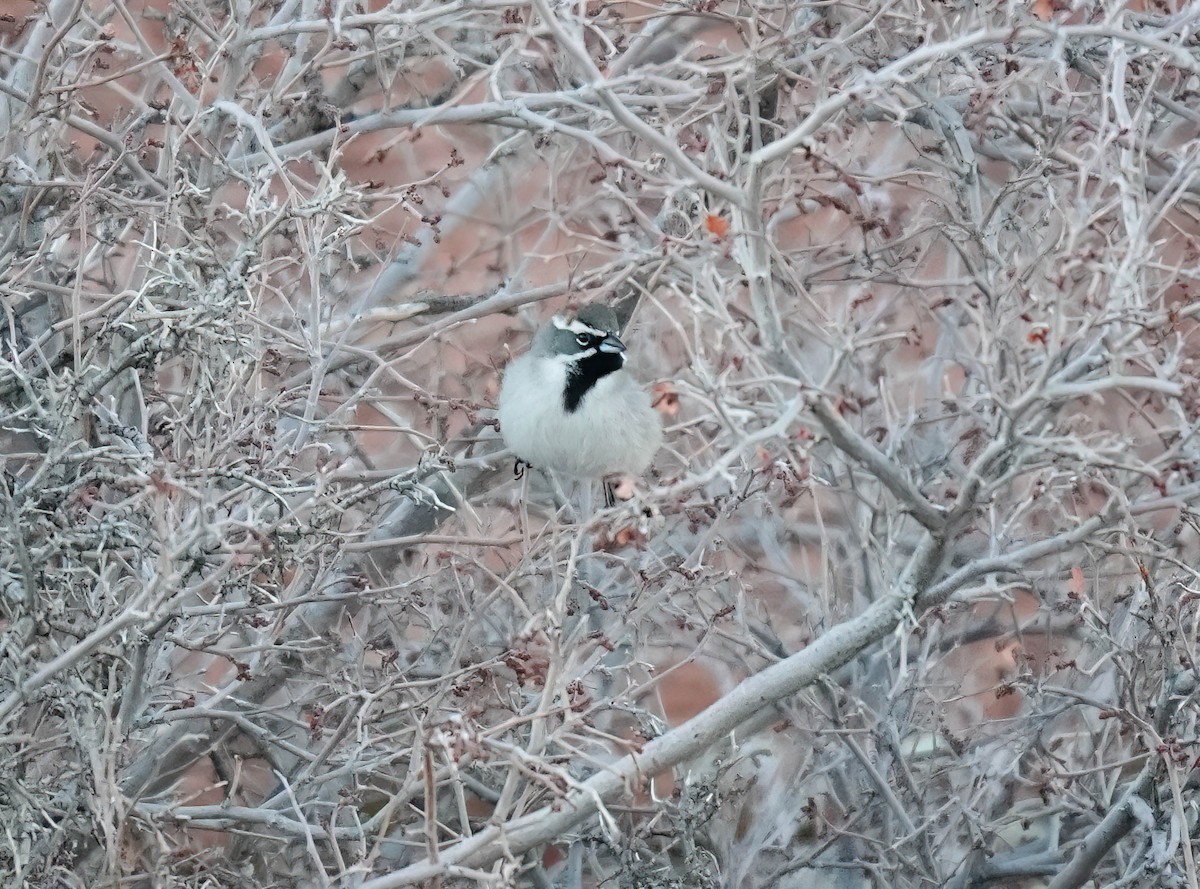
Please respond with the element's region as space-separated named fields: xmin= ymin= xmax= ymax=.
xmin=575 ymin=333 xmax=591 ymax=346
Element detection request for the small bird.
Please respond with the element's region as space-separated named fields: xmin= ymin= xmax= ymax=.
xmin=498 ymin=304 xmax=663 ymax=485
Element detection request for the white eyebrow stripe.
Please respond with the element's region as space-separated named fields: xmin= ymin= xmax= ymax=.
xmin=552 ymin=315 xmax=607 ymax=336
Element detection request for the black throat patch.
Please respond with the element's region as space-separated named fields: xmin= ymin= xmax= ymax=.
xmin=563 ymin=350 xmax=624 ymax=413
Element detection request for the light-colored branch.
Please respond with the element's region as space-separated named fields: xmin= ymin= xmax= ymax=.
xmin=808 ymin=399 xmax=948 ymax=531
xmin=0 ymin=606 xmax=150 ymax=727
xmin=359 ymin=535 xmax=951 ymax=888
xmin=531 ymin=0 xmax=742 ymax=207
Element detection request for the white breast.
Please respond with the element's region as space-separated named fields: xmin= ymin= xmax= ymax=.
xmin=498 ymin=354 xmax=662 ymax=477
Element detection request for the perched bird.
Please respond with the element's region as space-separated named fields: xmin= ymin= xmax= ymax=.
xmin=498 ymin=304 xmax=663 ymax=484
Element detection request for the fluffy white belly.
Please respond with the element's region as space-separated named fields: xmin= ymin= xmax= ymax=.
xmin=498 ymin=355 xmax=661 ymax=477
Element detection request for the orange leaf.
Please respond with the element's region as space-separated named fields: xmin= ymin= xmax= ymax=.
xmin=651 ymin=381 xmax=680 ymax=416
xmin=610 ymin=477 xmax=637 ymax=502
xmin=705 ymin=213 xmax=730 ymax=238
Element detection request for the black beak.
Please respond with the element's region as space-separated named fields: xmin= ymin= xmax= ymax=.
xmin=598 ymin=333 xmax=626 ymax=354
